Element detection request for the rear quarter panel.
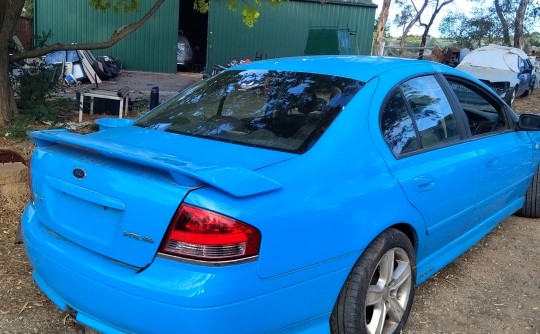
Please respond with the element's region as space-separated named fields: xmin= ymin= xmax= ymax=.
xmin=185 ymin=77 xmax=426 ymax=279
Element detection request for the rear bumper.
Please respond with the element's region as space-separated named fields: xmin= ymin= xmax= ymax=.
xmin=22 ymin=204 xmax=349 ymax=334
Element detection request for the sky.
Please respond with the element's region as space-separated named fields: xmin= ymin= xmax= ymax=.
xmin=370 ymin=0 xmax=475 ymax=38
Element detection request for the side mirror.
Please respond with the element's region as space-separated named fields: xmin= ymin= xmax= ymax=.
xmin=518 ymin=113 xmax=540 ymax=130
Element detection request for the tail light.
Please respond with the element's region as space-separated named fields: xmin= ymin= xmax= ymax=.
xmin=158 ymin=204 xmax=261 ymax=263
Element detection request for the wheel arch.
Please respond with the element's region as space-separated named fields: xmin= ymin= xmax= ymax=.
xmin=330 ymin=224 xmax=418 ymax=333
xmin=389 ymin=222 xmax=419 ymax=251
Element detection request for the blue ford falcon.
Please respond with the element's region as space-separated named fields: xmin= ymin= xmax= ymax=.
xmin=22 ymin=56 xmax=540 ymax=334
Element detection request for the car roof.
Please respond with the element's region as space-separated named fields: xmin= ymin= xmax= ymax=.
xmin=235 ymin=55 xmax=453 ymax=82
xmin=458 ymin=45 xmax=527 ymax=73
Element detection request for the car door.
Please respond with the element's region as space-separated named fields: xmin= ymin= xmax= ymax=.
xmin=377 ymin=75 xmax=484 ymax=260
xmin=517 ymin=56 xmax=530 ymax=96
xmin=443 ymin=76 xmax=534 ymax=230
xmin=524 ymin=58 xmax=536 ymax=90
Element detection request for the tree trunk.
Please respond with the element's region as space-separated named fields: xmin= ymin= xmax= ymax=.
xmin=399 ymin=0 xmax=429 ymax=56
xmin=0 ymin=45 xmax=18 ymax=126
xmin=417 ymin=0 xmax=454 ymax=60
xmin=373 ymin=0 xmax=391 ymax=56
xmin=0 ymin=0 xmax=25 ymax=126
xmin=514 ymin=0 xmax=528 ymax=49
xmin=494 ymin=0 xmax=511 ymax=46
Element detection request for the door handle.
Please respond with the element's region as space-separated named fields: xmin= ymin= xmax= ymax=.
xmin=413 ymin=175 xmax=435 ymax=192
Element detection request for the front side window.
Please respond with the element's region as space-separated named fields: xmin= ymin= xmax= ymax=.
xmin=136 ymin=70 xmax=363 ymax=153
xmin=447 ymin=79 xmax=509 ymax=136
xmin=401 ymin=76 xmax=460 ymax=149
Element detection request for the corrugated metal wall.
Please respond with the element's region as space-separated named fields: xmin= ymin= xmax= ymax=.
xmin=35 ymin=0 xmax=179 ymax=73
xmin=207 ymin=0 xmax=376 ymax=69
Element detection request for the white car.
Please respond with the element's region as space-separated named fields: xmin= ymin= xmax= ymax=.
xmin=177 ymin=33 xmax=193 ymax=69
xmin=457 ymin=44 xmax=536 ymax=106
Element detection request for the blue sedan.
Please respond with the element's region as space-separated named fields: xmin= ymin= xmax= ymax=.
xmin=22 ymin=56 xmax=540 ymax=334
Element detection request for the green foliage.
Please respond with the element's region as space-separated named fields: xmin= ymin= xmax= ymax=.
xmin=526 ymin=32 xmax=540 ymax=47
xmin=5 ymin=66 xmax=79 ymax=137
xmin=89 ymin=0 xmax=139 ymax=14
xmin=13 ymin=64 xmax=60 ymax=123
xmin=3 ymin=114 xmax=34 ymax=138
xmin=132 ymin=96 xmax=150 ymax=115
xmin=34 ymin=30 xmax=53 ymax=49
xmin=439 ymin=0 xmax=540 ymax=49
xmin=193 ymin=0 xmax=286 ymax=27
xmin=21 ymin=0 xmax=34 ymax=19
xmin=439 ymin=9 xmax=503 ymax=48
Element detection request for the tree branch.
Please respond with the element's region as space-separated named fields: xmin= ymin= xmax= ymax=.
xmin=9 ymin=0 xmax=165 ymax=63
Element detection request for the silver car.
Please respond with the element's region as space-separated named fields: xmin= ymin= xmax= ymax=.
xmin=177 ymin=33 xmax=193 ymax=68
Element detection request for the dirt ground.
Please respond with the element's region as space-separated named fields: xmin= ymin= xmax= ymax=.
xmin=0 ymin=76 xmax=539 ymax=333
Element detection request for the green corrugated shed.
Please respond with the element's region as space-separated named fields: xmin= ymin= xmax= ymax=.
xmin=35 ymin=0 xmax=179 ymax=73
xmin=207 ymin=0 xmax=376 ymax=69
xmin=35 ymin=0 xmax=376 ymax=73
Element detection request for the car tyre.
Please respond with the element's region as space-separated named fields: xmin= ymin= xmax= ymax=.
xmin=516 ymin=165 xmax=540 ymax=218
xmin=98 ymin=58 xmax=119 ymax=77
xmin=506 ymin=86 xmax=517 ymax=107
xmin=92 ymin=60 xmax=113 ymax=80
xmin=330 ymin=229 xmax=416 ymax=334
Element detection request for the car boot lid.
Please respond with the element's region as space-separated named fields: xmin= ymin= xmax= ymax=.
xmin=29 ymin=128 xmax=285 ymax=198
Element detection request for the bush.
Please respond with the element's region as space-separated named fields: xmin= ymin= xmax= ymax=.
xmin=13 ymin=63 xmax=60 ymax=121
xmin=3 ymin=114 xmax=34 ymax=138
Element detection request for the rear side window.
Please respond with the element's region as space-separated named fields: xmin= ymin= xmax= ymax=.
xmin=135 ymin=70 xmax=363 ymax=153
xmin=381 ymin=75 xmax=460 ymax=156
xmin=381 ymin=91 xmax=419 ymax=156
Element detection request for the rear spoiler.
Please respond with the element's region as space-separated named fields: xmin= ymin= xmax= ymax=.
xmin=29 ymin=130 xmax=282 ymax=198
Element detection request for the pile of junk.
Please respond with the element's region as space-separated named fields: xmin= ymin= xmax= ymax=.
xmin=9 ymin=34 xmax=120 ymax=85
xmin=42 ymin=50 xmax=121 ymax=85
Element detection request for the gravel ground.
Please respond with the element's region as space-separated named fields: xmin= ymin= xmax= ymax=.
xmin=0 ymin=75 xmax=539 ymax=334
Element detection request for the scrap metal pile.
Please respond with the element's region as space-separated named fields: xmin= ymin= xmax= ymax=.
xmin=43 ymin=50 xmax=121 ymax=85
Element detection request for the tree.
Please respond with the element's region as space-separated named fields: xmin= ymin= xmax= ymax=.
xmin=514 ymin=0 xmax=529 ymax=48
xmin=0 ymin=0 xmax=25 ymax=126
xmin=391 ymin=0 xmax=452 ymax=58
xmin=439 ymin=9 xmax=502 ymax=48
xmin=439 ymin=11 xmax=474 ymax=47
xmin=1 ymin=0 xmax=284 ymax=126
xmin=373 ymin=0 xmax=392 ymax=56
xmin=439 ymin=0 xmax=538 ymax=49
xmin=1 ymin=0 xmax=166 ymax=126
xmin=490 ymin=0 xmax=531 ymax=48
xmin=193 ymin=0 xmax=286 ymax=28
xmin=394 ymin=0 xmax=429 ymax=56
xmin=494 ymin=0 xmax=511 ymax=45
xmin=416 ymin=0 xmax=454 ymax=60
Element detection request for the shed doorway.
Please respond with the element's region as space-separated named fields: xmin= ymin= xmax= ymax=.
xmin=178 ymin=1 xmax=208 ymax=72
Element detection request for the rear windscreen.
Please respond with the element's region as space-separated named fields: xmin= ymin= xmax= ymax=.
xmin=135 ymin=70 xmax=363 ymax=153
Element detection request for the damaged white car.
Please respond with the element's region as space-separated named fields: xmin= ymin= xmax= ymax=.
xmin=457 ymin=44 xmax=536 ymax=106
